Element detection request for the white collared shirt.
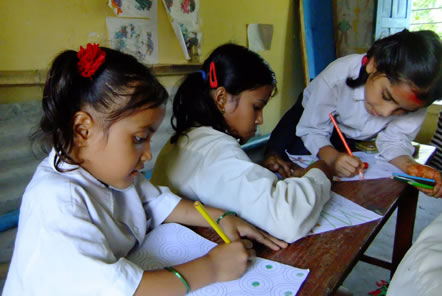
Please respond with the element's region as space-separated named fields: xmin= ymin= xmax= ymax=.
xmin=151 ymin=126 xmax=331 ymax=243
xmin=3 ymin=149 xmax=181 ymax=296
xmin=296 ymin=54 xmax=427 ymax=161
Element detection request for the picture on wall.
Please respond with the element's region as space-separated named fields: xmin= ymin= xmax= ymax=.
xmin=108 ymin=0 xmax=158 ymax=19
xmin=162 ymin=0 xmax=201 ymax=60
xmin=106 ymin=17 xmax=159 ymax=64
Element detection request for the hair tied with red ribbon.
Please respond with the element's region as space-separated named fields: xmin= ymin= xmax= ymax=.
xmin=361 ymin=55 xmax=369 ymax=66
xmin=77 ymin=43 xmax=106 ymax=79
xmin=209 ymin=61 xmax=218 ymax=88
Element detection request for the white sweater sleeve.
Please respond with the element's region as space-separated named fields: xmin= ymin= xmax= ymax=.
xmin=194 ymin=144 xmax=331 ymax=243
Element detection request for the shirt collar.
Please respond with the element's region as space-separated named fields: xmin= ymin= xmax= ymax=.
xmin=48 ymin=148 xmax=108 ymax=189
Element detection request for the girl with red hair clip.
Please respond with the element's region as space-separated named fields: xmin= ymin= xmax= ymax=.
xmin=3 ymin=44 xmax=286 ymax=296
xmin=151 ymin=43 xmax=334 ymax=243
xmin=264 ymin=29 xmax=442 ymax=197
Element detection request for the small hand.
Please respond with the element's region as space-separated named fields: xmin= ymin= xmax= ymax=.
xmin=261 ymin=153 xmax=302 ymax=178
xmin=334 ymin=153 xmax=364 ymax=178
xmin=406 ymin=163 xmax=442 ymax=198
xmin=206 ymin=241 xmax=249 ymax=282
xmin=219 ymin=215 xmax=288 ymax=250
xmin=304 ymin=159 xmax=334 ymax=181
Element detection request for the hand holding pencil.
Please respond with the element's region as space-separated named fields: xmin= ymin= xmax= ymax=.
xmin=329 ymin=113 xmax=366 ymax=179
xmin=405 ymin=163 xmax=442 ymax=198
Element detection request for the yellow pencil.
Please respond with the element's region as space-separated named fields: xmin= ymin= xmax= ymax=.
xmin=194 ymin=201 xmax=231 ymax=243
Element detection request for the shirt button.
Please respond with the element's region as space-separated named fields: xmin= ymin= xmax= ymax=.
xmin=133 ymin=226 xmax=139 ymax=235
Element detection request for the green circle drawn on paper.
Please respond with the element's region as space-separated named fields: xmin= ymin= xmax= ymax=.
xmin=252 ymin=281 xmax=260 ymax=287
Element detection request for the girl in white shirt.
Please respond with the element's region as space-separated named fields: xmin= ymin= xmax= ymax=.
xmin=151 ymin=43 xmax=333 ymax=243
xmin=264 ymin=29 xmax=442 ymax=197
xmin=3 ymin=44 xmax=286 ymax=296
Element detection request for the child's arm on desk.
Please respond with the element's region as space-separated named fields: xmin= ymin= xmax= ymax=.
xmin=135 ymin=199 xmax=287 ymax=296
xmin=390 ymin=155 xmax=442 ymax=197
xmin=165 ymin=199 xmax=287 ymax=250
xmin=134 ymin=241 xmax=248 ymax=296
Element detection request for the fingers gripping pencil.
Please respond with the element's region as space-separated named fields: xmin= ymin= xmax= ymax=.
xmin=329 ymin=113 xmax=364 ymax=180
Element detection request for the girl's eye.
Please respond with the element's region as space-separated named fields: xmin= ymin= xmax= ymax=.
xmin=382 ymin=92 xmax=392 ymax=102
xmin=134 ymin=136 xmax=147 ymax=144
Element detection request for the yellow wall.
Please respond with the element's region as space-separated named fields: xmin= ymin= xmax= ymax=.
xmin=0 ymin=0 xmax=302 ymax=134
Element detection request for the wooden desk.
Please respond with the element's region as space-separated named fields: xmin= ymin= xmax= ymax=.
xmin=193 ymin=145 xmax=436 ymax=296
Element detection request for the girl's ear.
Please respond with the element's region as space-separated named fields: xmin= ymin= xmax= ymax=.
xmin=213 ymin=86 xmax=228 ymax=113
xmin=366 ymin=58 xmax=377 ymax=74
xmin=72 ymin=111 xmax=93 ymax=147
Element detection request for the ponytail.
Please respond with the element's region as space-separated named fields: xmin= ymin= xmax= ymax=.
xmin=35 ymin=50 xmax=85 ymax=168
xmin=171 ymin=71 xmax=228 ymax=143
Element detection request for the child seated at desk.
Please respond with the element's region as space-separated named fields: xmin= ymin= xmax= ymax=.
xmin=3 ymin=44 xmax=286 ymax=296
xmin=263 ymin=29 xmax=442 ymax=198
xmin=387 ymin=212 xmax=442 ymax=296
xmin=151 ymin=43 xmax=333 ymax=243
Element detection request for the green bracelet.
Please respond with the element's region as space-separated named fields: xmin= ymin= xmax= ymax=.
xmin=165 ymin=266 xmax=191 ymax=294
xmin=216 ymin=211 xmax=237 ymax=224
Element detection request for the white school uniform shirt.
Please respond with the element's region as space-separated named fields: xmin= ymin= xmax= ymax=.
xmin=387 ymin=212 xmax=442 ymax=296
xmin=151 ymin=126 xmax=331 ymax=243
xmin=3 ymin=149 xmax=181 ymax=296
xmin=296 ymin=54 xmax=427 ymax=161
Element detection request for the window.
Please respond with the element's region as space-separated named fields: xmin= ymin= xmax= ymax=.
xmin=411 ymin=0 xmax=442 ymax=37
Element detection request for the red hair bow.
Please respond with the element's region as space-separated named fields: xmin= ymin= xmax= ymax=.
xmin=77 ymin=43 xmax=106 ymax=79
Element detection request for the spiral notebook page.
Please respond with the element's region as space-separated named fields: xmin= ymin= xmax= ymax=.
xmin=128 ymin=223 xmax=309 ymax=295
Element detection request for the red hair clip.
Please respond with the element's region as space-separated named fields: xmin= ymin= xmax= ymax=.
xmin=77 ymin=43 xmax=106 ymax=79
xmin=361 ymin=55 xmax=368 ymax=66
xmin=209 ymin=61 xmax=218 ymax=88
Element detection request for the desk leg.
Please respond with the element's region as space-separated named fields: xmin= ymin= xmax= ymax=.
xmin=391 ymin=188 xmax=418 ymax=278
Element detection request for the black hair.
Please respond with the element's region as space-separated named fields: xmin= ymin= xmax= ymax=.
xmin=33 ymin=47 xmax=168 ymax=171
xmin=346 ymin=29 xmax=442 ymax=105
xmin=170 ymin=43 xmax=277 ymax=143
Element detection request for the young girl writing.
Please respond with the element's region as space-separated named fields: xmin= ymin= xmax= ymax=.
xmin=3 ymin=44 xmax=286 ymax=296
xmin=264 ymin=29 xmax=442 ymax=197
xmin=150 ymin=43 xmax=333 ymax=243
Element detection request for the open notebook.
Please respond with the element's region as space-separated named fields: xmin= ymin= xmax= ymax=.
xmin=128 ymin=223 xmax=309 ymax=295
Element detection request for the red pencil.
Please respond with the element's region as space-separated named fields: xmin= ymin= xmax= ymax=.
xmin=329 ymin=113 xmax=364 ymax=180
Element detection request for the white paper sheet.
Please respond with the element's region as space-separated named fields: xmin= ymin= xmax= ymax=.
xmin=286 ymin=151 xmax=403 ymax=181
xmin=128 ymin=223 xmax=310 ymax=295
xmin=308 ymin=192 xmax=382 ymax=236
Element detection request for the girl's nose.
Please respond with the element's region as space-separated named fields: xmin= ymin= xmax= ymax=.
xmin=256 ymin=110 xmax=264 ymax=125
xmin=141 ymin=143 xmax=152 ymax=162
xmin=381 ymin=105 xmax=397 ymax=117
